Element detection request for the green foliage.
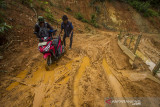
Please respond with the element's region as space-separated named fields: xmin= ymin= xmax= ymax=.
xmin=149 ymin=0 xmax=160 ymax=8
xmin=91 ymin=14 xmax=96 ymax=24
xmin=66 ymin=7 xmax=72 ymax=12
xmin=0 ymin=1 xmax=11 ymax=34
xmin=0 ymin=0 xmax=7 ymax=9
xmin=38 ymin=0 xmax=48 ymax=11
xmin=119 ymin=0 xmax=160 ymax=9
xmin=118 ymin=0 xmax=159 ymax=17
xmin=75 ymin=12 xmax=84 ymax=20
xmin=49 ymin=1 xmax=54 ymax=6
xmin=75 ymin=12 xmax=99 ymax=27
xmin=45 ymin=13 xmax=54 ymax=22
xmin=45 ymin=8 xmax=54 ymax=23
xmin=20 ymin=0 xmax=33 ymax=7
xmin=43 ymin=1 xmax=48 ymax=5
xmin=75 ymin=12 xmax=89 ymax=23
xmin=90 ymin=14 xmax=99 ymax=28
xmin=45 ymin=8 xmax=50 ymax=13
xmin=0 ymin=11 xmax=4 ymax=23
xmin=82 ymin=19 xmax=89 ymax=23
xmin=95 ymin=5 xmax=100 ymax=14
xmin=90 ymin=0 xmax=106 ymax=6
xmin=129 ymin=1 xmax=150 ymax=13
xmin=144 ymin=9 xmax=159 ymax=17
xmin=0 ymin=23 xmax=12 ymax=33
xmin=40 ymin=5 xmax=45 ymax=11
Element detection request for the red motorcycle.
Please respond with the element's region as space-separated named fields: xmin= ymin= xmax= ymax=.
xmin=37 ymin=30 xmax=65 ymax=66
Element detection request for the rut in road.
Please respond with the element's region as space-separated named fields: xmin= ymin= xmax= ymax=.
xmin=1 ymin=32 xmax=160 ymax=107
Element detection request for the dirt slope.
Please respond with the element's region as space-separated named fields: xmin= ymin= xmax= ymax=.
xmin=52 ymin=0 xmax=160 ymax=33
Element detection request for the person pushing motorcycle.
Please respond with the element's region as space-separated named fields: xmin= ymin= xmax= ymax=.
xmin=34 ymin=16 xmax=54 ymax=39
xmin=59 ymin=15 xmax=74 ymax=50
xmin=34 ymin=16 xmax=65 ymax=66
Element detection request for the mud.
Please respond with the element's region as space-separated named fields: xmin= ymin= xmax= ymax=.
xmin=1 ymin=31 xmax=160 ymax=107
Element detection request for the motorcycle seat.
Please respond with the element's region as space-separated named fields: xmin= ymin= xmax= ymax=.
xmin=52 ymin=38 xmax=59 ymax=47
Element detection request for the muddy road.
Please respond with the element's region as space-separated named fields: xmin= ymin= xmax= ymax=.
xmin=1 ymin=31 xmax=160 ymax=107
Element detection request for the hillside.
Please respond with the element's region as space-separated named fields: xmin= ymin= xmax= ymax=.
xmin=0 ymin=0 xmax=160 ymax=107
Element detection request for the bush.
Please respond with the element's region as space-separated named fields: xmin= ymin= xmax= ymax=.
xmin=49 ymin=1 xmax=54 ymax=6
xmin=20 ymin=0 xmax=33 ymax=7
xmin=45 ymin=13 xmax=54 ymax=23
xmin=38 ymin=1 xmax=48 ymax=11
xmin=40 ymin=5 xmax=45 ymax=11
xmin=66 ymin=7 xmax=72 ymax=12
xmin=125 ymin=0 xmax=159 ymax=17
xmin=75 ymin=12 xmax=84 ymax=20
xmin=90 ymin=14 xmax=99 ymax=28
xmin=82 ymin=19 xmax=89 ymax=23
xmin=75 ymin=12 xmax=89 ymax=23
xmin=144 ymin=9 xmax=159 ymax=17
xmin=91 ymin=14 xmax=96 ymax=24
xmin=95 ymin=5 xmax=100 ymax=14
xmin=0 ymin=23 xmax=12 ymax=33
xmin=0 ymin=1 xmax=11 ymax=34
xmin=90 ymin=0 xmax=106 ymax=6
xmin=129 ymin=1 xmax=150 ymax=13
xmin=0 ymin=0 xmax=7 ymax=9
xmin=45 ymin=8 xmax=54 ymax=23
xmin=45 ymin=8 xmax=50 ymax=13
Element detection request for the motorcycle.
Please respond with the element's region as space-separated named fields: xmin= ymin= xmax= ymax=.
xmin=37 ymin=30 xmax=65 ymax=66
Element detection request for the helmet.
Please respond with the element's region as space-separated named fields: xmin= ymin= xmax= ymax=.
xmin=38 ymin=16 xmax=44 ymax=22
xmin=62 ymin=15 xmax=68 ymax=21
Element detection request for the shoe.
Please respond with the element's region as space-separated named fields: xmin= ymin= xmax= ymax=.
xmin=69 ymin=47 xmax=72 ymax=50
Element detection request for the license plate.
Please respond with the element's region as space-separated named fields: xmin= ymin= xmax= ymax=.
xmin=38 ymin=42 xmax=47 ymax=47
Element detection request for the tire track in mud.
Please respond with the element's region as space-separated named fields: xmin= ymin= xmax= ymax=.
xmin=73 ymin=56 xmax=90 ymax=107
xmin=32 ymin=57 xmax=82 ymax=107
xmin=102 ymin=58 xmax=123 ymax=97
xmin=6 ymin=70 xmax=28 ymax=91
xmin=2 ymin=55 xmax=83 ymax=107
xmin=102 ymin=58 xmax=131 ymax=107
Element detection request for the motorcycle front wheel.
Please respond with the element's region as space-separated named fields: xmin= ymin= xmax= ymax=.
xmin=47 ymin=55 xmax=52 ymax=66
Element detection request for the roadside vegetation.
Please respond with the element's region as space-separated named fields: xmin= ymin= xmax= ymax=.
xmin=45 ymin=8 xmax=55 ymax=23
xmin=109 ymin=0 xmax=160 ymax=17
xmin=75 ymin=12 xmax=99 ymax=28
xmin=90 ymin=0 xmax=159 ymax=17
xmin=74 ymin=0 xmax=102 ymax=28
xmin=0 ymin=0 xmax=12 ymax=34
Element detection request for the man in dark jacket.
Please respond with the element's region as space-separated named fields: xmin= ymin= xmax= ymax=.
xmin=34 ymin=16 xmax=54 ymax=38
xmin=59 ymin=15 xmax=73 ymax=50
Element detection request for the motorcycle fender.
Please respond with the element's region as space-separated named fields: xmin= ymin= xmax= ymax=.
xmin=43 ymin=53 xmax=51 ymax=59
